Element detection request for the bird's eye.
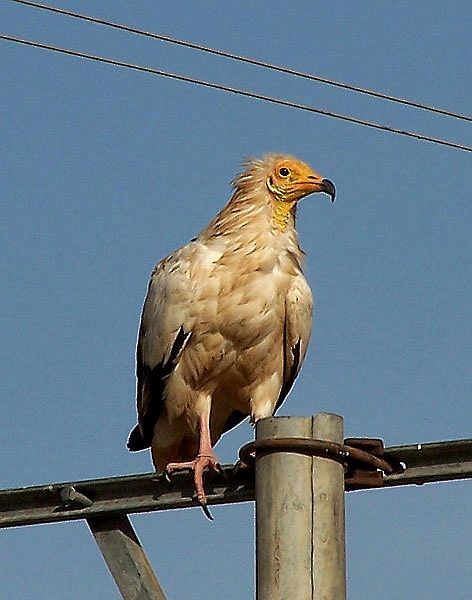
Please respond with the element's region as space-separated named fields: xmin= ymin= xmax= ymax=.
xmin=279 ymin=167 xmax=290 ymax=177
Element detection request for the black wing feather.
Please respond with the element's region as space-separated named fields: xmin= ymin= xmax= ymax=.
xmin=127 ymin=327 xmax=192 ymax=451
xmin=221 ymin=409 xmax=248 ymax=436
xmin=274 ymin=338 xmax=301 ymax=413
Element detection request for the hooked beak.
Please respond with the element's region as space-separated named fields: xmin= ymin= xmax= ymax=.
xmin=321 ymin=178 xmax=336 ymax=203
xmin=297 ymin=176 xmax=336 ymax=202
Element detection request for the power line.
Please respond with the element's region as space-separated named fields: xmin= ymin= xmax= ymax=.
xmin=8 ymin=0 xmax=472 ymax=124
xmin=2 ymin=33 xmax=472 ymax=153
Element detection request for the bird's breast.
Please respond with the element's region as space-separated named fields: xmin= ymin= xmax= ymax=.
xmin=177 ymin=256 xmax=291 ymax=388
xmin=163 ymin=240 xmax=306 ymax=427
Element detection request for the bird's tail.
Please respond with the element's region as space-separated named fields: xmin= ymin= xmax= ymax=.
xmin=127 ymin=425 xmax=150 ymax=451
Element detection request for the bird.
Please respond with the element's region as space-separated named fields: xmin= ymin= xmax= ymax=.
xmin=127 ymin=154 xmax=335 ymax=516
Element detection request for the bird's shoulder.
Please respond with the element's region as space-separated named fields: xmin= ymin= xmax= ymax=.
xmin=148 ymin=238 xmax=225 ymax=284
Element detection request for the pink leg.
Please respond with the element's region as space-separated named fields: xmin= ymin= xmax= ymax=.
xmin=166 ymin=411 xmax=220 ymax=517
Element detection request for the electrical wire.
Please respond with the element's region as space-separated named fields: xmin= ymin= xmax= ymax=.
xmin=7 ymin=0 xmax=472 ymax=124
xmin=2 ymin=34 xmax=472 ymax=153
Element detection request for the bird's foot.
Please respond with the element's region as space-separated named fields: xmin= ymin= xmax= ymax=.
xmin=166 ymin=452 xmax=221 ymax=520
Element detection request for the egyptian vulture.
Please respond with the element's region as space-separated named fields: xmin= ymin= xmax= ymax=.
xmin=128 ymin=154 xmax=335 ymax=514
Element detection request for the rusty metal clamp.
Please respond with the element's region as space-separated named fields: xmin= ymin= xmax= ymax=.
xmin=239 ymin=437 xmax=404 ymax=490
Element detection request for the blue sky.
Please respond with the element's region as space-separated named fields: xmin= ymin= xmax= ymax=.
xmin=1 ymin=1 xmax=471 ymax=598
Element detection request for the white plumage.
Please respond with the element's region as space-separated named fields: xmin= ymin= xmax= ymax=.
xmin=128 ymin=154 xmax=335 ymax=508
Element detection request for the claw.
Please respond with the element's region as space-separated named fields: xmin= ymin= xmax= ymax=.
xmin=232 ymin=459 xmax=251 ymax=477
xmin=199 ymin=499 xmax=214 ymax=521
xmin=165 ymin=451 xmax=221 ymax=520
xmin=216 ymin=463 xmax=229 ymax=480
xmin=231 ymin=460 xmax=242 ymax=477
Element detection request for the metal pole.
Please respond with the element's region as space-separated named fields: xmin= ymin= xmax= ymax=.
xmin=255 ymin=413 xmax=346 ymax=600
xmin=312 ymin=412 xmax=346 ymax=599
xmin=87 ymin=514 xmax=167 ymax=600
xmin=255 ymin=415 xmax=313 ymax=600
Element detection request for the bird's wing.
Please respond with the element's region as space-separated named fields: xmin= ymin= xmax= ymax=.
xmin=127 ymin=247 xmax=194 ymax=450
xmin=275 ymin=273 xmax=313 ymax=413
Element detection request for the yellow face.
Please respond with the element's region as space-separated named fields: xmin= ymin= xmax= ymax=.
xmin=267 ymin=158 xmax=335 ymax=203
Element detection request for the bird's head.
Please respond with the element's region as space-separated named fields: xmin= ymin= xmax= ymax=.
xmin=228 ymin=154 xmax=336 ymax=232
xmin=266 ymin=157 xmax=336 ymax=204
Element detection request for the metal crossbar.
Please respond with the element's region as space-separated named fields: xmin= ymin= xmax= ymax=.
xmin=1 ymin=437 xmax=471 ymax=529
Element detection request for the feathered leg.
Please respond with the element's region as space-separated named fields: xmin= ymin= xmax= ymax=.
xmin=166 ymin=407 xmax=220 ymax=519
